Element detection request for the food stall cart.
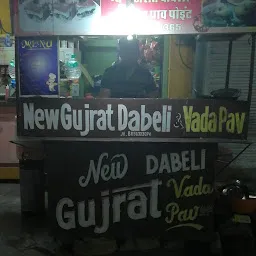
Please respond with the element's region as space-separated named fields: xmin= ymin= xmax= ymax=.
xmin=11 ymin=0 xmax=255 ymax=253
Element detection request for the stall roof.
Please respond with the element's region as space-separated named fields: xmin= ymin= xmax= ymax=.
xmin=12 ymin=1 xmax=256 ymax=36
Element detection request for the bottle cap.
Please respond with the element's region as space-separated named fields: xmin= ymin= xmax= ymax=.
xmin=72 ymin=62 xmax=78 ymax=68
xmin=10 ymin=60 xmax=15 ymax=67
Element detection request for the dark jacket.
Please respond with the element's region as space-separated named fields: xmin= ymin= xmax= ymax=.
xmin=101 ymin=62 xmax=157 ymax=98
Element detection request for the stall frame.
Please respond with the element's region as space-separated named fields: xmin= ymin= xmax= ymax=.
xmin=12 ymin=28 xmax=256 ymax=253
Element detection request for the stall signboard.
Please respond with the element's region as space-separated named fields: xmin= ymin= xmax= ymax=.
xmin=18 ymin=37 xmax=59 ymax=97
xmin=18 ymin=98 xmax=249 ymax=140
xmin=46 ymin=141 xmax=217 ymax=240
xmin=13 ymin=0 xmax=256 ymax=36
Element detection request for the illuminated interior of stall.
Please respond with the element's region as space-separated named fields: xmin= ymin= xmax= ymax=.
xmin=32 ymin=34 xmax=193 ymax=100
xmin=0 ymin=34 xmax=194 ymax=101
xmin=59 ymin=35 xmax=165 ymax=98
xmin=0 ymin=34 xmax=194 ymax=100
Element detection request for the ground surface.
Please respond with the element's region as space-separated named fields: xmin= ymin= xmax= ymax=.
xmin=1 ymin=183 xmax=254 ymax=255
xmin=0 ymin=184 xmax=183 ymax=256
xmin=0 ymin=184 xmax=53 ymax=256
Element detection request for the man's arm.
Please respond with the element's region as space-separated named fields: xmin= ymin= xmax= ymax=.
xmin=98 ymin=68 xmax=112 ymax=98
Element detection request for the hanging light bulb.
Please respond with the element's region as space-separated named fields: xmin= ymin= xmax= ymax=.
xmin=127 ymin=35 xmax=133 ymax=41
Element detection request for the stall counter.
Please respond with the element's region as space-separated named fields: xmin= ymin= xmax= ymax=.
xmin=14 ymin=97 xmax=250 ymax=242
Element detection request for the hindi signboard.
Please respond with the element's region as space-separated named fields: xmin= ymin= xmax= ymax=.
xmin=13 ymin=0 xmax=256 ymax=36
xmin=46 ymin=141 xmax=217 ymax=240
xmin=17 ymin=98 xmax=249 ymax=140
xmin=18 ymin=37 xmax=59 ymax=97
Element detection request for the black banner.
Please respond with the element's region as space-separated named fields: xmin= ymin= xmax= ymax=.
xmin=46 ymin=142 xmax=217 ymax=240
xmin=18 ymin=98 xmax=249 ymax=140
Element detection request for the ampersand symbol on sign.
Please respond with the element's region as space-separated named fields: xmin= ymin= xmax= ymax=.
xmin=174 ymin=113 xmax=184 ymax=129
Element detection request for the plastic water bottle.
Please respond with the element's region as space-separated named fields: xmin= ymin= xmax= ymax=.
xmin=8 ymin=59 xmax=15 ymax=79
xmin=8 ymin=59 xmax=16 ymax=98
xmin=65 ymin=54 xmax=81 ymax=80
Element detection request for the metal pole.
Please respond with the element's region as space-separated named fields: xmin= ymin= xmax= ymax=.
xmin=192 ymin=39 xmax=208 ymax=98
xmin=225 ymin=40 xmax=233 ymax=89
xmin=15 ymin=37 xmax=21 ymax=136
xmin=247 ymin=34 xmax=255 ymax=105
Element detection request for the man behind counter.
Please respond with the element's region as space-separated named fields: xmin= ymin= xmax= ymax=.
xmin=99 ymin=38 xmax=158 ymax=98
